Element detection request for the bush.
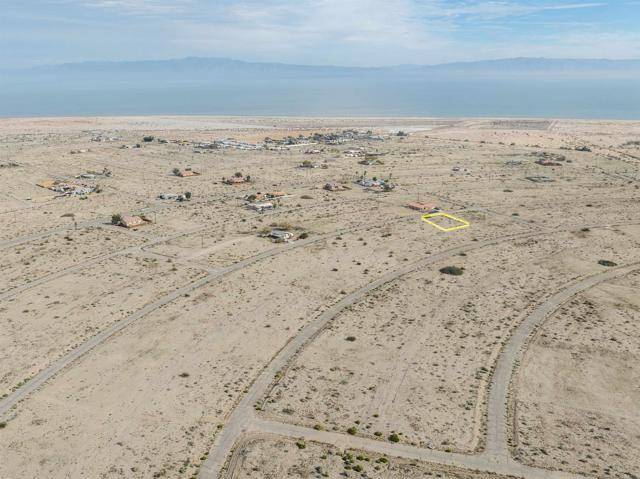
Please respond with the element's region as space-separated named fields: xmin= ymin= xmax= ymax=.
xmin=111 ymin=214 xmax=122 ymax=226
xmin=346 ymin=426 xmax=357 ymax=435
xmin=345 ymin=336 xmax=356 ymax=342
xmin=439 ymin=266 xmax=464 ymax=276
xmin=598 ymin=260 xmax=617 ymax=267
xmin=388 ymin=433 xmax=400 ymax=443
xmin=295 ymin=441 xmax=306 ymax=449
xmin=172 ymin=168 xmax=181 ymax=176
xmin=184 ymin=191 xmax=192 ymax=200
xmin=299 ymin=232 xmax=309 ymax=239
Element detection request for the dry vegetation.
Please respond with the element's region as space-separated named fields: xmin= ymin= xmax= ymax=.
xmin=0 ymin=116 xmax=638 ymax=478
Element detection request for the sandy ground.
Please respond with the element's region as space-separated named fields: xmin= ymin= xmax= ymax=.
xmin=260 ymin=226 xmax=640 ymax=453
xmin=512 ymin=271 xmax=640 ymax=478
xmin=232 ymin=436 xmax=513 ymax=479
xmin=0 ymin=116 xmax=638 ymax=478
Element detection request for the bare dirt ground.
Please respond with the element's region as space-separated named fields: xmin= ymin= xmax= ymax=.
xmin=512 ymin=271 xmax=640 ymax=479
xmin=231 ymin=436 xmax=513 ymax=479
xmin=0 ymin=116 xmax=638 ymax=479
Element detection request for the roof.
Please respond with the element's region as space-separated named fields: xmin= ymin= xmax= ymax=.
xmin=37 ymin=179 xmax=57 ymax=189
xmin=226 ymin=176 xmax=246 ymax=184
xmin=120 ymin=215 xmax=146 ymax=228
xmin=406 ymin=202 xmax=437 ymax=212
xmin=179 ymin=170 xmax=200 ymax=177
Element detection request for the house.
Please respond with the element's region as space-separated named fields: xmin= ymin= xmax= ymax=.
xmin=266 ymin=191 xmax=286 ymax=199
xmin=224 ymin=176 xmax=247 ymax=185
xmin=299 ymin=160 xmax=319 ymax=168
xmin=177 ymin=169 xmax=200 ymax=177
xmin=268 ymin=229 xmax=294 ymax=242
xmin=246 ymin=202 xmax=274 ymax=212
xmin=119 ymin=215 xmax=148 ymax=228
xmin=535 ymin=159 xmax=561 ymax=166
xmin=406 ymin=202 xmax=438 ymax=213
xmin=324 ymin=181 xmax=345 ymax=191
xmin=158 ymin=193 xmax=180 ymax=200
xmin=37 ymin=179 xmax=57 ymax=189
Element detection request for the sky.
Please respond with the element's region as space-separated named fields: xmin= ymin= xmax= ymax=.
xmin=2 ymin=0 xmax=639 ymax=68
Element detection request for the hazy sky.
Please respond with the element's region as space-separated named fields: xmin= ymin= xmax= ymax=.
xmin=2 ymin=0 xmax=639 ymax=68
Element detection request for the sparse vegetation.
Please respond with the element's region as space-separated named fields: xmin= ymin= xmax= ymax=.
xmin=439 ymin=266 xmax=464 ymax=276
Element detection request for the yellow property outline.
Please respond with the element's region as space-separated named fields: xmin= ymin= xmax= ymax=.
xmin=421 ymin=212 xmax=470 ymax=232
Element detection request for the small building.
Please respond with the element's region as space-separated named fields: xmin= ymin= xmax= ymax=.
xmin=268 ymin=229 xmax=294 ymax=242
xmin=177 ymin=170 xmax=200 ymax=177
xmin=535 ymin=159 xmax=561 ymax=166
xmin=266 ymin=191 xmax=286 ymax=199
xmin=324 ymin=181 xmax=345 ymax=191
xmin=406 ymin=202 xmax=438 ymax=212
xmin=224 ymin=176 xmax=247 ymax=185
xmin=120 ymin=215 xmax=148 ymax=228
xmin=246 ymin=202 xmax=274 ymax=212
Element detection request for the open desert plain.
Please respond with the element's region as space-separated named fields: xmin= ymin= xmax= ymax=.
xmin=0 ymin=115 xmax=638 ymax=479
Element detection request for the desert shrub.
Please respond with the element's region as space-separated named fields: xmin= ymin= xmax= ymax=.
xmin=388 ymin=433 xmax=400 ymax=443
xmin=345 ymin=336 xmax=356 ymax=342
xmin=598 ymin=260 xmax=617 ymax=267
xmin=111 ymin=214 xmax=122 ymax=225
xmin=172 ymin=168 xmax=181 ymax=176
xmin=439 ymin=266 xmax=464 ymax=276
xmin=299 ymin=232 xmax=309 ymax=239
xmin=346 ymin=427 xmax=357 ymax=435
xmin=295 ymin=441 xmax=306 ymax=449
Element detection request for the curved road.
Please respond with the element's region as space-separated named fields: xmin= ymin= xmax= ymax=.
xmin=485 ymin=261 xmax=640 ymax=459
xmin=200 ymin=249 xmax=640 ymax=479
xmin=0 ymin=215 xmax=414 ymax=417
xmin=198 ymin=229 xmax=542 ymax=478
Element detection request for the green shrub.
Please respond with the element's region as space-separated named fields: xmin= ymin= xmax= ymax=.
xmin=598 ymin=260 xmax=617 ymax=267
xmin=388 ymin=433 xmax=400 ymax=443
xmin=439 ymin=266 xmax=464 ymax=276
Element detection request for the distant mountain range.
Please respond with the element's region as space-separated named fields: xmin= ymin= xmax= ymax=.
xmin=1 ymin=57 xmax=638 ymax=119
xmin=6 ymin=56 xmax=640 ymax=79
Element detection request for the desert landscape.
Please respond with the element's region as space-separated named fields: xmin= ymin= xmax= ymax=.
xmin=0 ymin=116 xmax=638 ymax=479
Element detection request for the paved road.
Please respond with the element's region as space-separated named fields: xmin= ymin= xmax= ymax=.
xmin=0 ymin=216 xmax=413 ymax=418
xmin=0 ymin=230 xmax=199 ymax=302
xmin=253 ymin=419 xmax=583 ymax=479
xmin=0 ymin=203 xmax=173 ymax=252
xmin=198 ymin=229 xmax=541 ymax=478
xmin=485 ymin=262 xmax=640 ymax=459
xmin=200 ymin=241 xmax=640 ymax=479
